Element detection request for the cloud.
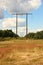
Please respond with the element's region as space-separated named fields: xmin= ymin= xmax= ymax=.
xmin=0 ymin=8 xmax=4 ymax=19
xmin=0 ymin=0 xmax=6 ymax=9
xmin=2 ymin=18 xmax=25 ymax=29
xmin=2 ymin=18 xmax=26 ymax=36
xmin=0 ymin=0 xmax=42 ymax=14
xmin=29 ymin=28 xmax=43 ymax=33
xmin=6 ymin=0 xmax=42 ymax=14
xmin=18 ymin=27 xmax=26 ymax=32
xmin=17 ymin=27 xmax=26 ymax=36
xmin=0 ymin=18 xmax=26 ymax=34
xmin=29 ymin=0 xmax=41 ymax=9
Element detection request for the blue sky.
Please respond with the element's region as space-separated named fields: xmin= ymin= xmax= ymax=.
xmin=29 ymin=2 xmax=43 ymax=32
xmin=0 ymin=0 xmax=43 ymax=36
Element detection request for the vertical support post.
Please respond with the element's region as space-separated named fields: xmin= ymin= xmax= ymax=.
xmin=26 ymin=13 xmax=28 ymax=36
xmin=16 ymin=14 xmax=18 ymax=35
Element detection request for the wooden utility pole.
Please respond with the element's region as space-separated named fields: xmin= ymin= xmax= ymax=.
xmin=16 ymin=13 xmax=32 ymax=38
xmin=26 ymin=13 xmax=28 ymax=35
xmin=16 ymin=14 xmax=18 ymax=35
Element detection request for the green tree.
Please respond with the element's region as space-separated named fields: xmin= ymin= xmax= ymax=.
xmin=25 ymin=33 xmax=35 ymax=39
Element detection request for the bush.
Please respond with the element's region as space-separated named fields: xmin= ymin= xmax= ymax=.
xmin=25 ymin=31 xmax=43 ymax=39
xmin=26 ymin=33 xmax=35 ymax=39
xmin=0 ymin=30 xmax=19 ymax=38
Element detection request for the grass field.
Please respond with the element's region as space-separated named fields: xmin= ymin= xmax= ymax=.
xmin=0 ymin=39 xmax=43 ymax=65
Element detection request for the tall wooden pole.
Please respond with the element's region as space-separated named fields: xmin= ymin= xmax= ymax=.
xmin=26 ymin=13 xmax=28 ymax=36
xmin=16 ymin=14 xmax=18 ymax=35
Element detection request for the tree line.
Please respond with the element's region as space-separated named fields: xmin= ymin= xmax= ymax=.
xmin=0 ymin=30 xmax=19 ymax=38
xmin=0 ymin=30 xmax=43 ymax=39
xmin=25 ymin=31 xmax=43 ymax=39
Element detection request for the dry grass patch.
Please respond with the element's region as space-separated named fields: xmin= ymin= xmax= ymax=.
xmin=0 ymin=39 xmax=43 ymax=65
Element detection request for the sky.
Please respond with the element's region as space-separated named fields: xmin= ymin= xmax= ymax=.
xmin=0 ymin=0 xmax=43 ymax=37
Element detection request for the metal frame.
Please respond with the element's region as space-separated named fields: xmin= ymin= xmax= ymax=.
xmin=16 ymin=13 xmax=32 ymax=36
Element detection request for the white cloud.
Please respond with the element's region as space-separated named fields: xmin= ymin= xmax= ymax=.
xmin=0 ymin=0 xmax=42 ymax=14
xmin=2 ymin=18 xmax=26 ymax=36
xmin=2 ymin=18 xmax=16 ymax=29
xmin=6 ymin=0 xmax=42 ymax=14
xmin=18 ymin=27 xmax=26 ymax=32
xmin=36 ymin=29 xmax=43 ymax=32
xmin=0 ymin=0 xmax=42 ymax=19
xmin=2 ymin=18 xmax=25 ymax=29
xmin=0 ymin=0 xmax=6 ymax=9
xmin=30 ymin=0 xmax=41 ymax=9
xmin=18 ymin=27 xmax=26 ymax=36
xmin=28 ymin=28 xmax=43 ymax=33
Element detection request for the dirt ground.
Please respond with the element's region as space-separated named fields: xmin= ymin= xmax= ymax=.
xmin=0 ymin=39 xmax=43 ymax=65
